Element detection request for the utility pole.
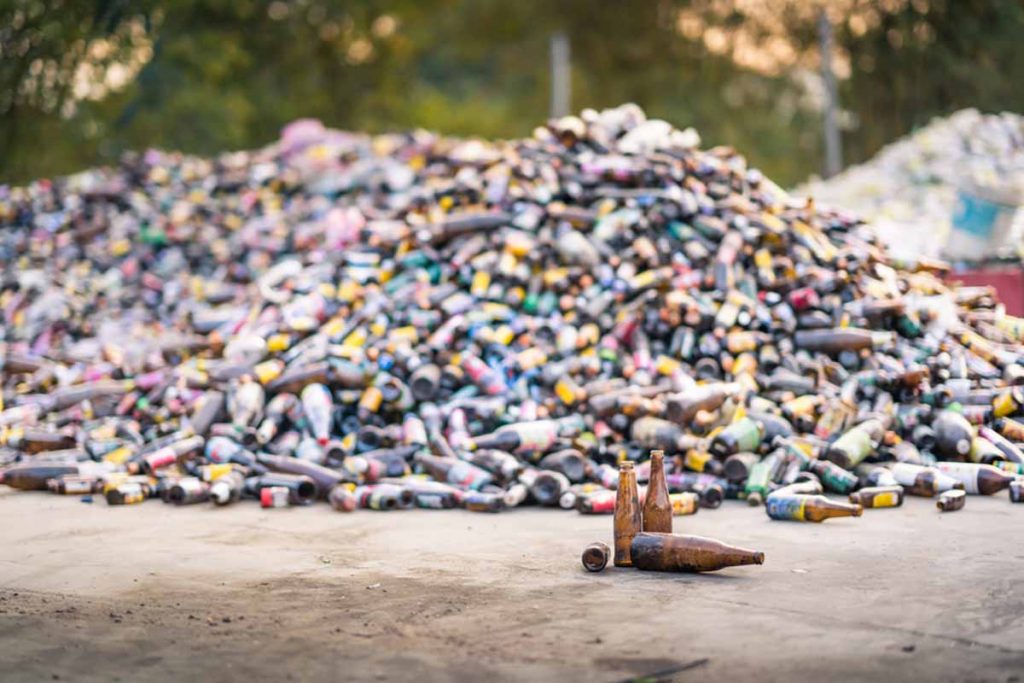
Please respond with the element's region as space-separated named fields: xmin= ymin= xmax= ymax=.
xmin=818 ymin=8 xmax=842 ymax=177
xmin=550 ymin=32 xmax=571 ymax=119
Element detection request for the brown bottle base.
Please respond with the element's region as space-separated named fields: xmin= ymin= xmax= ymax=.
xmin=582 ymin=542 xmax=610 ymax=572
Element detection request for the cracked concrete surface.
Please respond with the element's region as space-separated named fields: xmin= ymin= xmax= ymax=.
xmin=0 ymin=487 xmax=1022 ymax=682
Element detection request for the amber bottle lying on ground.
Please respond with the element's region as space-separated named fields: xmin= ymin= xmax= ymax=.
xmin=629 ymin=533 xmax=765 ymax=573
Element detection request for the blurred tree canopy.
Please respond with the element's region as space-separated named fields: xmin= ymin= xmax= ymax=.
xmin=2 ymin=0 xmax=1023 ymax=186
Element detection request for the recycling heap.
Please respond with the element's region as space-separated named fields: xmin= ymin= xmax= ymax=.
xmin=1 ymin=104 xmax=1023 ymax=516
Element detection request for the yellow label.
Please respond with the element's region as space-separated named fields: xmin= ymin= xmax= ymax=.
xmin=554 ymin=378 xmax=578 ymax=405
xmin=670 ymin=492 xmax=698 ymax=515
xmin=754 ymin=248 xmax=772 ymax=269
xmin=684 ymin=449 xmax=711 ymax=472
xmin=543 ymin=268 xmax=569 ymax=287
xmin=201 ymin=463 xmax=234 ymax=482
xmin=873 ymin=492 xmax=898 ymax=508
xmin=992 ymin=391 xmax=1016 ymax=419
xmin=630 ymin=269 xmax=659 ymax=290
xmin=493 ymin=325 xmax=515 ymax=346
xmin=732 ymin=353 xmax=757 ymax=376
xmin=253 ymin=359 xmax=284 ymax=385
xmin=655 ymin=355 xmax=681 ymax=376
xmin=110 ymin=238 xmax=131 ymax=257
xmin=336 ymin=280 xmax=360 ymax=303
xmin=517 ymin=347 xmax=547 ymax=371
xmin=288 ymin=316 xmax=318 ymax=333
xmin=101 ymin=446 xmax=134 ymax=465
xmin=328 ymin=344 xmax=362 ymax=360
xmin=504 ymin=232 xmax=533 ymax=257
xmin=471 ymin=270 xmax=491 ymax=297
xmin=341 ymin=432 xmax=356 ymax=451
xmin=796 ymin=498 xmax=807 ymax=520
xmin=343 ymin=327 xmax=367 ymax=347
xmin=389 ymin=326 xmax=419 ymax=344
xmin=482 ymin=302 xmax=511 ymax=319
xmin=266 ymin=334 xmax=291 ymax=353
xmin=359 ymin=386 xmax=383 ymax=413
xmin=784 ymin=394 xmax=819 ymax=416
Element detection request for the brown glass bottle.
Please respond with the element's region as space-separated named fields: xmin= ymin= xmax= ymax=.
xmin=630 ymin=533 xmax=765 ymax=573
xmin=0 ymin=463 xmax=80 ymax=491
xmin=613 ymin=462 xmax=641 ymax=567
xmin=665 ymin=384 xmax=733 ymax=425
xmin=936 ymin=489 xmax=966 ymax=512
xmin=848 ymin=485 xmax=903 ymax=508
xmin=793 ymin=328 xmax=891 ymax=354
xmin=46 ymin=475 xmax=103 ymax=495
xmin=4 ymin=429 xmax=77 ymax=454
xmin=934 ymin=462 xmax=1015 ymax=495
xmin=581 ymin=542 xmax=610 ymax=572
xmin=765 ymin=494 xmax=863 ymax=522
xmin=257 ymin=452 xmax=345 ymax=497
xmin=641 ymin=450 xmax=672 ymax=533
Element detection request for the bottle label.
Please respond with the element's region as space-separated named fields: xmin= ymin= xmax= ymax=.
xmin=934 ymin=462 xmax=979 ymax=494
xmin=832 ymin=427 xmax=873 ymax=466
xmin=684 ymin=450 xmax=711 ymax=472
xmin=509 ymin=422 xmax=557 ymax=453
xmin=260 ymin=487 xmax=290 ymax=508
xmin=992 ymin=391 xmax=1016 ymax=418
xmin=870 ymin=491 xmax=899 ymax=508
xmin=587 ymin=493 xmax=616 ymax=513
xmin=735 ymin=419 xmax=762 ymax=452
xmin=766 ymin=496 xmax=806 ymax=521
xmin=145 ymin=447 xmax=177 ymax=471
xmin=62 ymin=478 xmax=94 ymax=495
xmin=415 ymin=492 xmax=448 ymax=509
xmin=819 ymin=466 xmax=857 ymax=494
xmin=446 ymin=462 xmax=489 ymax=490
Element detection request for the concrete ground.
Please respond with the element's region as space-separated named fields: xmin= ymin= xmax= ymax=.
xmin=0 ymin=488 xmax=1021 ymax=683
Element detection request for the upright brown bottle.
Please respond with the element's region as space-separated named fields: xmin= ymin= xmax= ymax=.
xmin=642 ymin=450 xmax=672 ymax=533
xmin=630 ymin=533 xmax=765 ymax=573
xmin=613 ymin=462 xmax=641 ymax=567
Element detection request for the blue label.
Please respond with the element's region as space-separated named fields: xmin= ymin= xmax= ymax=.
xmin=766 ymin=496 xmax=804 ymax=520
xmin=952 ymin=191 xmax=1001 ymax=238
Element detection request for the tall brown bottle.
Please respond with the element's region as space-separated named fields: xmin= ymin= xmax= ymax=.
xmin=642 ymin=450 xmax=672 ymax=533
xmin=630 ymin=533 xmax=765 ymax=573
xmin=613 ymin=462 xmax=641 ymax=567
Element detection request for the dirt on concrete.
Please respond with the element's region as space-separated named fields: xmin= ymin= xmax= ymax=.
xmin=0 ymin=487 xmax=1022 ymax=682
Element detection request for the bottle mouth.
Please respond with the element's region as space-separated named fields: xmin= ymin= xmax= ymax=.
xmin=210 ymin=484 xmax=228 ymax=504
xmin=296 ymin=481 xmax=317 ymax=501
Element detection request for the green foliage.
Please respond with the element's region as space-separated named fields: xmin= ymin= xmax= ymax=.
xmin=2 ymin=0 xmax=1022 ymax=187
